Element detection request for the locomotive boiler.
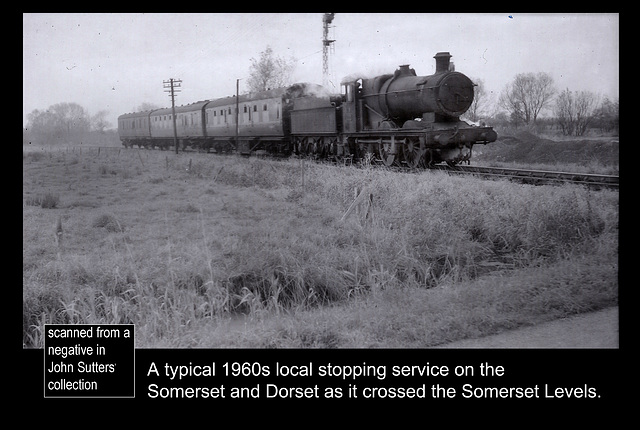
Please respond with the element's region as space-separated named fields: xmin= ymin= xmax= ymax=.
xmin=362 ymin=52 xmax=474 ymax=126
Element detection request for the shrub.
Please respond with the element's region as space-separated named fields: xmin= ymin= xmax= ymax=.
xmin=92 ymin=214 xmax=123 ymax=232
xmin=25 ymin=193 xmax=60 ymax=209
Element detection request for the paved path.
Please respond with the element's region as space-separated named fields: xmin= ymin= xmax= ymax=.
xmin=435 ymin=307 xmax=619 ymax=348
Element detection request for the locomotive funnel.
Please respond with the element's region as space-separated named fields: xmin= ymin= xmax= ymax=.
xmin=434 ymin=52 xmax=452 ymax=73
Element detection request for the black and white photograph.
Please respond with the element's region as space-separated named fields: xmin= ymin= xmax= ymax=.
xmin=23 ymin=13 xmax=619 ymax=351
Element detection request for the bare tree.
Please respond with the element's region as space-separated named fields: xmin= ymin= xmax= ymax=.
xmin=499 ymin=72 xmax=556 ymax=126
xmin=27 ymin=109 xmax=56 ymax=134
xmin=465 ymin=78 xmax=489 ymax=123
xmin=91 ymin=110 xmax=111 ymax=133
xmin=246 ymin=46 xmax=296 ymax=93
xmin=554 ymin=88 xmax=575 ymax=136
xmin=593 ymin=96 xmax=619 ymax=134
xmin=554 ymin=89 xmax=599 ymax=136
xmin=26 ymin=102 xmax=90 ymax=144
xmin=573 ymin=91 xmax=599 ymax=136
xmin=51 ymin=102 xmax=91 ymax=135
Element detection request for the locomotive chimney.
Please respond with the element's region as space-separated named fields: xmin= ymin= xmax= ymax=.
xmin=434 ymin=52 xmax=452 ymax=73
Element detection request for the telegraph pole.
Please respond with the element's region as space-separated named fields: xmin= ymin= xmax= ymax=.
xmin=235 ymin=78 xmax=240 ymax=149
xmin=163 ymin=78 xmax=182 ymax=153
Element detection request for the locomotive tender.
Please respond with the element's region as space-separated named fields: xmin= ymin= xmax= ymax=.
xmin=118 ymin=52 xmax=497 ymax=167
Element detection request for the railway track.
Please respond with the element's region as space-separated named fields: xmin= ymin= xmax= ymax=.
xmin=429 ymin=164 xmax=619 ymax=189
xmin=83 ymin=145 xmax=619 ymax=190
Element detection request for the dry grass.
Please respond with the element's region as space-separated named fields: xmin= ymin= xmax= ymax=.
xmin=22 ymin=146 xmax=618 ymax=347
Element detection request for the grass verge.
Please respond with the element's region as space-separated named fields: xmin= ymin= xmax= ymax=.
xmin=23 ymin=147 xmax=618 ymax=347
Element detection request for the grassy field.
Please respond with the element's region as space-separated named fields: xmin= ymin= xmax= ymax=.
xmin=22 ymin=145 xmax=618 ymax=347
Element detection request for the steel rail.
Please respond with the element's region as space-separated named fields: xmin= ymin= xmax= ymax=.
xmin=429 ymin=164 xmax=619 ymax=189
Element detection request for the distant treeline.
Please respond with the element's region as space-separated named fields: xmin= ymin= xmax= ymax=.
xmin=468 ymin=73 xmax=618 ymax=137
xmin=23 ymin=102 xmax=120 ymax=146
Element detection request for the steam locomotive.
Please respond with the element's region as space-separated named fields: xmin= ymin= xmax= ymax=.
xmin=118 ymin=52 xmax=497 ymax=167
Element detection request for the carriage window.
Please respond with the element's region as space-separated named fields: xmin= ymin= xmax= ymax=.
xmin=243 ymin=106 xmax=247 ymax=113
xmin=253 ymin=105 xmax=257 ymax=112
xmin=263 ymin=104 xmax=268 ymax=111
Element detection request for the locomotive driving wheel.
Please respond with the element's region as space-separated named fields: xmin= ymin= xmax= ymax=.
xmin=378 ymin=140 xmax=397 ymax=167
xmin=403 ymin=137 xmax=425 ymax=168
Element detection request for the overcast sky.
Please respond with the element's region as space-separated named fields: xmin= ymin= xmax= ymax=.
xmin=23 ymin=13 xmax=619 ymax=128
